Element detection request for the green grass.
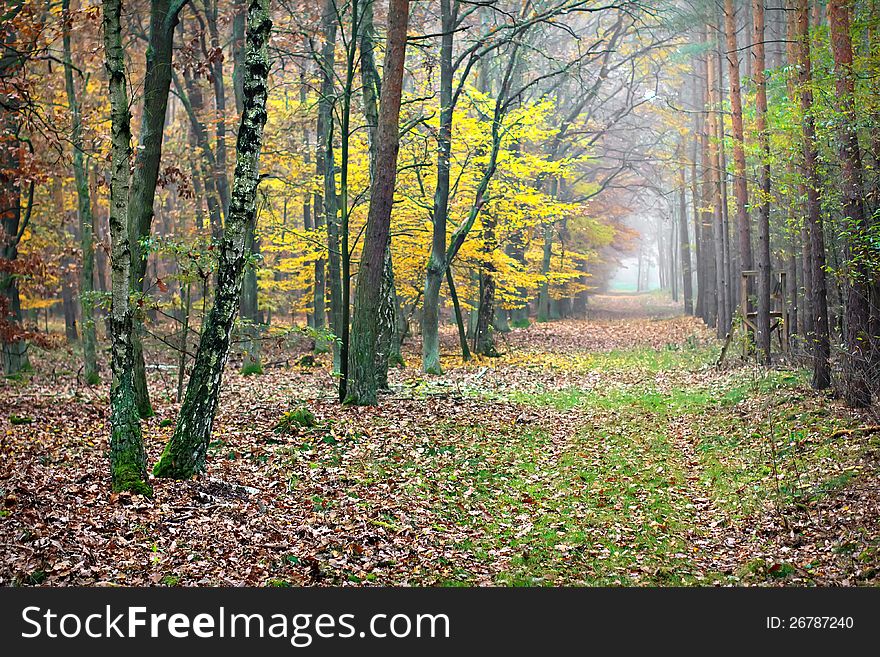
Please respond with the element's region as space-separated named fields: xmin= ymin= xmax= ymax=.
xmin=276 ymin=337 xmax=869 ymax=586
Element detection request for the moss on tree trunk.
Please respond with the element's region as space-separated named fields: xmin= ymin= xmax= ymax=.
xmin=103 ymin=0 xmax=151 ymax=495
xmin=154 ymin=0 xmax=272 ymax=479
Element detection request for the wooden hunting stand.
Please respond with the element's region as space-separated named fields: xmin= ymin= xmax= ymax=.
xmin=739 ymin=270 xmax=789 ymax=357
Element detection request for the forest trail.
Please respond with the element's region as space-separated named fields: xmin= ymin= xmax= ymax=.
xmin=2 ymin=292 xmax=879 ymax=586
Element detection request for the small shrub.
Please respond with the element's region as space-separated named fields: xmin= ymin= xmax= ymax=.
xmin=274 ymin=406 xmax=317 ymax=434
xmin=241 ymin=361 xmax=264 ymax=376
xmin=160 ymin=574 xmax=181 ymax=586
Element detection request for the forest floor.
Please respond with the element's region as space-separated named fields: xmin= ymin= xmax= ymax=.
xmin=2 ymin=291 xmax=880 ymax=586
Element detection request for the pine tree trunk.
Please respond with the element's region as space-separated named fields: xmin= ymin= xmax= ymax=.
xmin=345 ymin=0 xmax=410 ymax=405
xmin=691 ymin=116 xmax=704 ymax=320
xmin=785 ymin=1 xmax=802 ymax=342
xmin=828 ymin=0 xmax=872 ymax=407
xmin=752 ymin=0 xmax=772 ymax=364
xmin=724 ymin=0 xmax=754 ymax=289
xmin=103 ymin=0 xmax=150 ymax=495
xmin=699 ymin=35 xmax=717 ymax=328
xmin=679 ymin=150 xmax=694 ymax=315
xmin=796 ymin=0 xmax=831 ymax=388
xmin=707 ymin=39 xmax=728 ymax=337
xmin=716 ymin=38 xmax=734 ymax=319
xmin=153 ymin=0 xmax=272 ymax=478
xmin=360 ymin=0 xmax=398 ymax=386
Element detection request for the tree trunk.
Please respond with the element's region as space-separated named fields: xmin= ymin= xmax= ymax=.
xmin=153 ymin=0 xmax=271 ymax=478
xmin=538 ymin=222 xmax=554 ymax=321
xmin=128 ymin=0 xmax=187 ymax=419
xmin=475 ymin=263 xmax=498 ymax=355
xmin=55 ymin=178 xmax=79 ymax=342
xmin=707 ymin=38 xmax=728 ymax=337
xmin=796 ymin=0 xmax=831 ymax=388
xmin=175 ymin=68 xmax=225 ymax=240
xmin=313 ymin=7 xmax=334 ymax=353
xmin=335 ymin=0 xmax=363 ymax=402
xmin=446 ymin=266 xmax=471 ymax=361
xmin=724 ymin=0 xmax=754 ymax=305
xmin=360 ymin=0 xmax=398 ymax=387
xmin=753 ymin=0 xmax=772 ymax=364
xmin=0 ymin=22 xmax=30 ymax=376
xmin=716 ymin=37 xmax=733 ymax=320
xmin=239 ymin=223 xmax=262 ymax=375
xmin=679 ymin=148 xmax=694 ymax=315
xmin=317 ymin=0 xmax=342 ymax=371
xmin=691 ymin=117 xmax=704 ymax=320
xmin=785 ymin=2 xmax=802 ymax=342
xmin=699 ymin=33 xmax=717 ymax=328
xmin=345 ymin=0 xmax=409 ymax=405
xmin=62 ymin=0 xmax=99 ymax=383
xmin=103 ymin=0 xmax=150 ymax=495
xmin=300 ymin=76 xmax=314 ymax=329
xmin=828 ymin=0 xmax=872 ymax=407
xmin=231 ymin=0 xmax=246 ymax=115
xmin=421 ymin=0 xmax=455 ymax=374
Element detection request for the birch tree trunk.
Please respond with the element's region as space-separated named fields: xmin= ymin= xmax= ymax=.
xmin=153 ymin=0 xmax=272 ymax=478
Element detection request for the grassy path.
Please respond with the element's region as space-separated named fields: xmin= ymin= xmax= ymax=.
xmin=2 ymin=292 xmax=879 ymax=586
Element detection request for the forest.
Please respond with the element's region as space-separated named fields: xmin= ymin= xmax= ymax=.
xmin=1 ymin=0 xmax=879 ymax=587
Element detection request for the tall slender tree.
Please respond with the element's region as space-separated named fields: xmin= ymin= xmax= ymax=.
xmin=154 ymin=0 xmax=272 ymax=479
xmin=796 ymin=0 xmax=831 ymax=388
xmin=679 ymin=143 xmax=693 ymax=315
xmin=752 ymin=0 xmax=772 ymax=364
xmin=128 ymin=0 xmax=189 ymax=418
xmin=346 ymin=0 xmax=410 ymax=405
xmin=103 ymin=0 xmax=150 ymax=494
xmin=723 ymin=0 xmax=753 ymax=294
xmin=828 ymin=0 xmax=872 ymax=407
xmin=421 ymin=0 xmax=457 ymax=374
xmin=62 ymin=0 xmax=99 ymax=386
